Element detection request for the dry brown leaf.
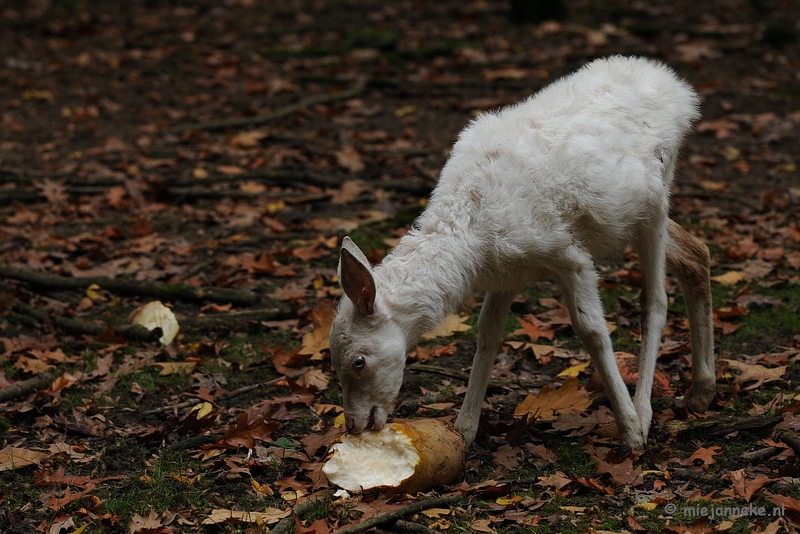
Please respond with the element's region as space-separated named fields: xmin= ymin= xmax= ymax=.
xmin=331 ymin=180 xmax=367 ymax=204
xmin=201 ymin=508 xmax=289 ymax=526
xmin=422 ymin=313 xmax=472 ymax=340
xmin=128 ymin=510 xmax=176 ymax=533
xmin=738 ymin=259 xmax=775 ymax=282
xmin=680 ymin=445 xmax=722 ymax=469
xmin=595 ymin=457 xmax=643 ymax=487
xmin=726 ymin=469 xmax=772 ymax=503
xmin=228 ymin=129 xmax=268 ymax=148
xmin=334 ymin=145 xmax=365 ymax=173
xmin=152 ymin=361 xmax=197 ymax=376
xmin=766 ymin=492 xmax=800 ymax=514
xmin=298 ymin=368 xmax=329 ymax=392
xmin=0 ymin=446 xmax=50 ymax=472
xmin=513 ymin=314 xmax=557 ymax=342
xmin=513 ymin=377 xmax=593 ymax=421
xmin=535 ymin=472 xmax=573 ymax=491
xmin=299 ymin=303 xmax=336 ymax=360
xmin=721 ymin=359 xmax=786 ymax=390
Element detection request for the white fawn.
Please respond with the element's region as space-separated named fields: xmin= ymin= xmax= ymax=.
xmin=329 ymin=56 xmax=715 ymax=451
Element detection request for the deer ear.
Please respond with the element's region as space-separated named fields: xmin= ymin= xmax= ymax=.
xmin=339 ymin=237 xmax=376 ymax=316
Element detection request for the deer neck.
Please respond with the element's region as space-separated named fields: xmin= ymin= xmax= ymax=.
xmin=374 ymin=229 xmax=480 ymax=346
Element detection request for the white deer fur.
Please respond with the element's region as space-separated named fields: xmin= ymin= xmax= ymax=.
xmin=330 ymin=56 xmax=715 ymax=451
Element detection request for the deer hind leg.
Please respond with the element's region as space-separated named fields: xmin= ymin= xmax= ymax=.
xmin=631 ymin=215 xmax=670 ymax=442
xmin=556 ymin=246 xmax=645 ymax=450
xmin=455 ymin=290 xmax=515 ymax=446
xmin=666 ymin=220 xmax=715 ymax=411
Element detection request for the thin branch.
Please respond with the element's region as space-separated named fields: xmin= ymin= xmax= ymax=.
xmin=776 ymin=430 xmax=800 ymax=458
xmin=407 ymin=363 xmax=543 ymax=389
xmin=660 ymin=415 xmax=783 ymax=439
xmin=143 ymin=369 xmax=306 ymax=416
xmin=741 ymin=446 xmax=783 ymax=464
xmin=180 ymin=307 xmax=289 ymax=330
xmin=170 ymin=85 xmax=365 ymax=134
xmin=271 ymin=490 xmax=335 ymax=534
xmin=392 ymin=519 xmax=440 ymax=534
xmin=13 ymin=302 xmax=162 ymax=343
xmin=0 ymin=372 xmax=58 ymax=403
xmin=335 ymin=495 xmax=464 ymax=534
xmin=0 ymin=264 xmax=259 ymax=307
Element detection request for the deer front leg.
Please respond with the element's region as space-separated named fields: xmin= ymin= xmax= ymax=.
xmin=666 ymin=220 xmax=715 ymax=411
xmin=557 ymin=248 xmax=645 ymax=450
xmin=455 ymin=291 xmax=514 ymax=446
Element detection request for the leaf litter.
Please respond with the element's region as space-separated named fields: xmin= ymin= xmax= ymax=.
xmin=0 ymin=1 xmax=799 ymax=533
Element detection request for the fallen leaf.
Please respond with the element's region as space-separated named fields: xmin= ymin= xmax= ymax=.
xmin=228 ymin=129 xmax=268 ymax=148
xmin=201 ymin=508 xmax=289 ymax=526
xmin=711 ymin=271 xmax=744 ymax=286
xmin=470 ymin=518 xmax=495 ymax=533
xmin=513 ymin=314 xmax=557 ymax=341
xmin=595 ymin=457 xmax=643 ymax=487
xmin=680 ymin=445 xmax=722 ymax=469
xmin=721 ymin=359 xmax=786 ymax=390
xmin=536 ymin=471 xmax=573 ymax=491
xmin=766 ymin=492 xmax=800 ymax=514
xmin=251 ymin=477 xmax=274 ymax=496
xmin=298 ymin=303 xmax=336 ymax=360
xmin=221 ymin=413 xmax=281 ymax=449
xmin=726 ymin=469 xmax=772 ymax=503
xmin=334 ymin=145 xmax=365 ymax=173
xmin=514 ymin=378 xmax=593 ymax=421
xmin=151 ymin=362 xmax=197 ymax=376
xmin=422 ymin=313 xmax=472 ymax=340
xmin=0 ymin=446 xmax=50 ymax=472
xmin=557 ymin=361 xmax=591 ymax=378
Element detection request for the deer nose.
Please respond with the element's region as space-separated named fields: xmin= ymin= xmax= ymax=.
xmin=346 ymin=418 xmax=355 ymax=431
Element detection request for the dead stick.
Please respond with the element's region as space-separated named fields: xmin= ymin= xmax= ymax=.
xmin=175 ymin=169 xmax=344 ymax=189
xmin=407 ymin=363 xmax=542 ymax=389
xmin=392 ymin=519 xmax=440 ymax=534
xmin=170 ymin=86 xmax=364 ymax=134
xmin=661 ymin=415 xmax=783 ymax=439
xmin=0 ymin=264 xmax=259 ymax=306
xmin=14 ymin=302 xmax=162 ymax=343
xmin=741 ymin=446 xmax=783 ymax=464
xmin=0 ymin=372 xmax=58 ymax=403
xmin=179 ymin=307 xmax=288 ymax=330
xmin=335 ymin=495 xmax=464 ymax=534
xmin=776 ymin=430 xmax=800 ymax=458
xmin=143 ymin=370 xmax=306 ymax=415
xmin=271 ymin=490 xmax=335 ymax=534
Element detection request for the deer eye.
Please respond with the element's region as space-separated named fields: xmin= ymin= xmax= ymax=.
xmin=352 ymin=355 xmax=366 ymax=371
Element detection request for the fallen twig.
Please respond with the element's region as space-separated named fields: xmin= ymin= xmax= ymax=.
xmin=170 ymin=85 xmax=365 ymax=134
xmin=143 ymin=369 xmax=306 ymax=416
xmin=271 ymin=490 xmax=335 ymax=534
xmin=335 ymin=494 xmax=464 ymax=534
xmin=741 ymin=446 xmax=784 ymax=464
xmin=175 ymin=169 xmax=344 ymax=189
xmin=661 ymin=415 xmax=783 ymax=439
xmin=407 ymin=363 xmax=543 ymax=389
xmin=13 ymin=302 xmax=162 ymax=343
xmin=179 ymin=306 xmax=289 ymax=330
xmin=392 ymin=519 xmax=440 ymax=534
xmin=0 ymin=264 xmax=259 ymax=306
xmin=776 ymin=430 xmax=800 ymax=458
xmin=0 ymin=372 xmax=58 ymax=403
xmin=673 ymin=190 xmax=760 ymax=211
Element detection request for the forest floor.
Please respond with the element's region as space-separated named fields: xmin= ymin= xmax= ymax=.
xmin=1 ymin=1 xmax=799 ymax=533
